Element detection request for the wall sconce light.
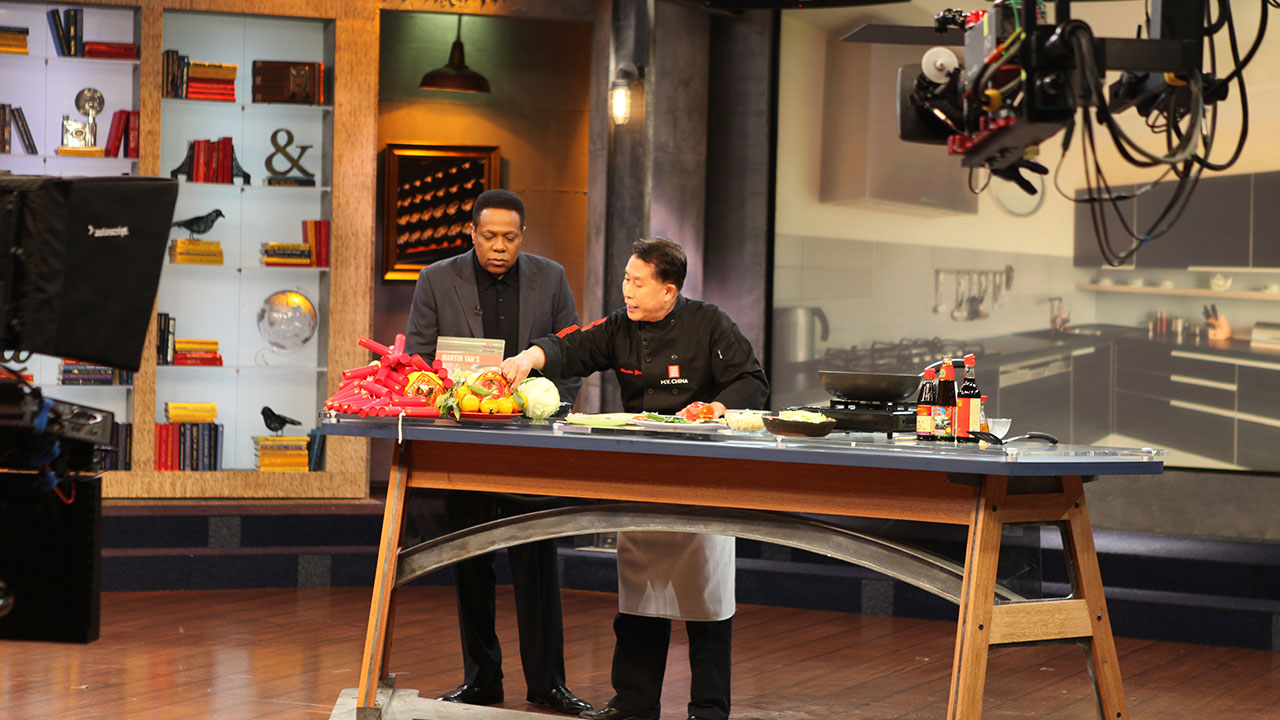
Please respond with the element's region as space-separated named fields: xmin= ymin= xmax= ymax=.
xmin=610 ymin=62 xmax=638 ymax=126
xmin=420 ymin=15 xmax=491 ymax=93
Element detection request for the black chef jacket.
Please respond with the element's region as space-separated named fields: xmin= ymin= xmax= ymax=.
xmin=532 ymin=295 xmax=769 ymax=414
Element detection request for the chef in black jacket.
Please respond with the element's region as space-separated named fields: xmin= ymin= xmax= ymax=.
xmin=502 ymin=238 xmax=769 ymax=720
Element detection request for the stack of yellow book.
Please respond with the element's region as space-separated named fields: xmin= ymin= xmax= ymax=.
xmin=175 ymin=339 xmax=219 ymax=353
xmin=56 ymin=145 xmax=107 ymax=157
xmin=169 ymin=239 xmax=224 ymax=265
xmin=0 ymin=26 xmax=29 ymax=54
xmin=165 ymin=402 xmax=218 ymax=423
xmin=253 ymin=436 xmax=310 ymax=473
xmin=260 ymin=242 xmax=313 ymax=266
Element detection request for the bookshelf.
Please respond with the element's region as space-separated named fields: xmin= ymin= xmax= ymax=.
xmin=151 ymin=9 xmax=333 ymax=480
xmin=5 ymin=0 xmax=376 ymax=499
xmin=0 ymin=1 xmax=140 ymax=472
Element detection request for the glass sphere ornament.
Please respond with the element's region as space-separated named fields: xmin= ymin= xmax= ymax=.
xmin=257 ymin=290 xmax=317 ymax=353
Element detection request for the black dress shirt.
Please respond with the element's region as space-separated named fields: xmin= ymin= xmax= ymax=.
xmin=474 ymin=253 xmax=521 ymax=359
xmin=533 ymin=295 xmax=769 ymax=413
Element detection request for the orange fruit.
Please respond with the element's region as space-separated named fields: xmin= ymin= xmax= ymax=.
xmin=479 ymin=396 xmax=498 ymax=414
xmin=496 ymin=396 xmax=515 ymax=415
xmin=459 ymin=394 xmax=480 ymax=413
xmin=454 ymin=384 xmax=472 ymax=402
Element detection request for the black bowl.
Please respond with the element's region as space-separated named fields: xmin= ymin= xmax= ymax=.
xmin=819 ymin=371 xmax=921 ymax=403
xmin=762 ymin=414 xmax=837 ymax=438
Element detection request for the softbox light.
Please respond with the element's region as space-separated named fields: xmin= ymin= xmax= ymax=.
xmin=0 ymin=175 xmax=178 ymax=371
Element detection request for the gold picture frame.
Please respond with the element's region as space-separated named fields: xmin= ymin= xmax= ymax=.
xmin=381 ymin=143 xmax=500 ymax=281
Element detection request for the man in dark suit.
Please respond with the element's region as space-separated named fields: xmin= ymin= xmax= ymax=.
xmin=405 ymin=189 xmax=589 ymax=716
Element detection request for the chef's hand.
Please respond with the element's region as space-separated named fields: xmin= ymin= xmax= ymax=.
xmin=500 ymin=346 xmax=547 ymax=387
xmin=678 ymin=401 xmax=727 ymax=421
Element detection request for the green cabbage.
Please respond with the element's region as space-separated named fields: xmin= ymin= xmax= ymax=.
xmin=519 ymin=377 xmax=561 ymax=420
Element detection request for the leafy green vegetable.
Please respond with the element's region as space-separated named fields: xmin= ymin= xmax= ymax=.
xmin=518 ymin=377 xmax=561 ymax=420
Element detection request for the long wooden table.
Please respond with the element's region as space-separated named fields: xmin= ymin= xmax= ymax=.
xmin=322 ymin=418 xmax=1164 ymax=720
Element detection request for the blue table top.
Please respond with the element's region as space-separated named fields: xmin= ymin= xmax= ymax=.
xmin=321 ymin=416 xmax=1165 ymax=478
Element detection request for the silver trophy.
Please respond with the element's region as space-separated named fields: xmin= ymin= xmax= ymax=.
xmin=62 ymin=87 xmax=104 ymax=147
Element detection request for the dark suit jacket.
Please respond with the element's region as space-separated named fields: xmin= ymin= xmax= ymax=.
xmin=405 ymin=248 xmax=581 ymax=405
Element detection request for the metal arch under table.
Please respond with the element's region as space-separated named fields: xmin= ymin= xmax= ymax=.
xmin=321 ymin=418 xmax=1164 ymax=720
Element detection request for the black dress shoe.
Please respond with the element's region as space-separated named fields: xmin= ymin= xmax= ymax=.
xmin=436 ymin=682 xmax=504 ymax=705
xmin=579 ymin=707 xmax=656 ymax=720
xmin=527 ymin=684 xmax=593 ymax=715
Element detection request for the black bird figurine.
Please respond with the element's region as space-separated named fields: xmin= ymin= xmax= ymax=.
xmin=261 ymin=405 xmax=302 ymax=434
xmin=172 ymin=209 xmax=226 ymax=238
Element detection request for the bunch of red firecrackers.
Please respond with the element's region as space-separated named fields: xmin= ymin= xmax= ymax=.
xmin=324 ymin=333 xmax=452 ymax=418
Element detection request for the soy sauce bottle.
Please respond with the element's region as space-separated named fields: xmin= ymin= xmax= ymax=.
xmin=956 ymin=354 xmax=982 ymax=442
xmin=933 ymin=361 xmax=957 ymax=441
xmin=916 ymin=367 xmax=937 ymax=441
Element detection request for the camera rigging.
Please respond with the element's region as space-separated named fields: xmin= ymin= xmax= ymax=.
xmin=846 ymin=0 xmax=1278 ymax=266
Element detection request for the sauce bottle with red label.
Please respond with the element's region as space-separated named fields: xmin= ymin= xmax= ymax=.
xmin=917 ymin=367 xmax=937 ymax=441
xmin=957 ymin=354 xmax=981 ymax=442
xmin=933 ymin=362 xmax=957 ymax=441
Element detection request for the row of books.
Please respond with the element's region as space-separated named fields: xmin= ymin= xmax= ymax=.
xmin=0 ymin=24 xmax=28 ymax=55
xmin=154 ymin=422 xmax=224 ymax=471
xmin=170 ymin=238 xmax=224 ymax=266
xmin=102 ymin=109 xmax=141 ymax=158
xmin=102 ymin=422 xmax=132 ymax=471
xmin=46 ymin=8 xmax=82 ymax=57
xmin=254 ymin=435 xmax=310 ymax=473
xmin=163 ymin=51 xmax=237 ymax=101
xmin=59 ymin=360 xmax=133 ymax=386
xmin=155 ymin=312 xmax=177 ymax=364
xmin=260 ymin=220 xmax=330 ymax=267
xmin=186 ymin=137 xmax=237 ymax=184
xmin=0 ymin=104 xmax=36 ymax=155
xmin=165 ymin=401 xmax=217 ymax=423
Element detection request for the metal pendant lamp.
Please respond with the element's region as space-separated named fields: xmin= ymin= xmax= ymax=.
xmin=419 ymin=15 xmax=491 ymax=93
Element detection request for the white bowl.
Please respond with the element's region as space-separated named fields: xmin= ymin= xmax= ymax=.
xmin=987 ymin=418 xmax=1012 ymax=439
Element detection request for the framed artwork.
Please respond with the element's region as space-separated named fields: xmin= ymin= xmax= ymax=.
xmin=381 ymin=143 xmax=500 ymax=281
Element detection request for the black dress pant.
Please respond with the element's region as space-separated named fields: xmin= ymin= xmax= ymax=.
xmin=608 ymin=612 xmax=732 ymax=720
xmin=444 ymin=489 xmax=566 ymax=694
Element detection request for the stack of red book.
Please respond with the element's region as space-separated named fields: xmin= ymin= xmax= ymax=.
xmin=84 ymin=41 xmax=138 ymax=59
xmin=103 ymin=109 xmax=141 ymax=158
xmin=187 ymin=137 xmax=236 ymax=183
xmin=173 ymin=352 xmax=223 ymax=366
xmin=186 ymin=61 xmax=236 ymax=102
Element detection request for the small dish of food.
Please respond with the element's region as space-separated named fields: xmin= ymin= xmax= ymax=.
xmin=724 ymin=409 xmax=767 ymax=432
xmin=762 ymin=410 xmax=837 ymax=438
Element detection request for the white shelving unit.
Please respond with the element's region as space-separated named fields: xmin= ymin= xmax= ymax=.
xmin=0 ymin=2 xmax=138 ymax=175
xmin=157 ymin=10 xmax=331 ymax=471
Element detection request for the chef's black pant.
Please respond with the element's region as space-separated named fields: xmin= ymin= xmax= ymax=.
xmin=609 ymin=612 xmax=732 ymax=720
xmin=444 ymin=490 xmax=567 ymax=694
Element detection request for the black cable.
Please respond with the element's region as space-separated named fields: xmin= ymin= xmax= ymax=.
xmin=1208 ymin=0 xmax=1269 ymax=94
xmin=1206 ymin=0 xmax=1230 ymax=34
xmin=1195 ymin=0 xmax=1250 ymax=171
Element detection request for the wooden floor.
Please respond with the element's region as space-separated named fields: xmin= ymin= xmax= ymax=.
xmin=1 ymin=587 xmax=1278 ymax=719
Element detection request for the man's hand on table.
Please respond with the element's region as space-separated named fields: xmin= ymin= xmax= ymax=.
xmin=500 ymin=346 xmax=547 ymax=387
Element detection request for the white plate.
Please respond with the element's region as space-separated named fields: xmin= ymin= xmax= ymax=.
xmin=631 ymin=418 xmax=728 ymax=433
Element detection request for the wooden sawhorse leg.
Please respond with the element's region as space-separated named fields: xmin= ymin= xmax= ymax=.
xmin=947 ymin=475 xmax=1130 ymax=720
xmin=356 ymin=443 xmax=411 ymax=719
